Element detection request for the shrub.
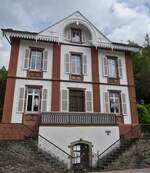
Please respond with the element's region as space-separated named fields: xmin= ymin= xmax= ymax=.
xmin=137 ymin=104 xmax=150 ymax=124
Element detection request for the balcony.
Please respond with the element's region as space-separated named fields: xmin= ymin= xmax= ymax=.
xmin=41 ymin=112 xmax=117 ymax=125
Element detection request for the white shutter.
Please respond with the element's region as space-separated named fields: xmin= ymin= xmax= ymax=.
xmin=118 ymin=58 xmax=123 ymax=78
xmin=104 ymin=92 xmax=110 ymax=113
xmin=86 ymin=91 xmax=92 ymax=112
xmin=42 ymin=50 xmax=48 ymax=71
xmin=83 ymin=55 xmax=87 ymax=75
xmin=82 ymin=31 xmax=86 ymax=43
xmin=17 ymin=88 xmax=25 ymax=113
xmin=121 ymin=93 xmax=127 ymax=115
xmin=66 ymin=29 xmax=71 ymax=41
xmin=103 ymin=56 xmax=108 ymax=76
xmin=61 ymin=90 xmax=68 ymax=112
xmin=64 ymin=53 xmax=70 ymax=73
xmin=41 ymin=89 xmax=47 ymax=112
xmin=23 ymin=48 xmax=30 ymax=69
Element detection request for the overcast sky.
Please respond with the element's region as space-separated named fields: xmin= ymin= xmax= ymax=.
xmin=0 ymin=0 xmax=150 ymax=68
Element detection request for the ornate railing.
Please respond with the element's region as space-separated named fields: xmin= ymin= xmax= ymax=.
xmin=41 ymin=112 xmax=117 ymax=125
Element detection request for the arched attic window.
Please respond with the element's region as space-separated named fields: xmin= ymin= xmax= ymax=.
xmin=64 ymin=23 xmax=92 ymax=44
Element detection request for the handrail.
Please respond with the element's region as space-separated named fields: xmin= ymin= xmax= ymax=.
xmin=97 ymin=124 xmax=141 ymax=158
xmin=22 ymin=124 xmax=73 ymax=158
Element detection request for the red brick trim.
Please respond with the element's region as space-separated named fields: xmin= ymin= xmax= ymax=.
xmin=51 ymin=43 xmax=61 ymax=111
xmin=91 ymin=47 xmax=100 ymax=112
xmin=2 ymin=38 xmax=20 ymax=123
xmin=125 ymin=52 xmax=139 ymax=125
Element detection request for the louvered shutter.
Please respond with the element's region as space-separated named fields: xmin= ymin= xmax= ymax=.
xmin=42 ymin=50 xmax=48 ymax=71
xmin=41 ymin=89 xmax=47 ymax=112
xmin=118 ymin=58 xmax=123 ymax=78
xmin=103 ymin=56 xmax=108 ymax=76
xmin=121 ymin=93 xmax=127 ymax=115
xmin=83 ymin=55 xmax=87 ymax=75
xmin=86 ymin=91 xmax=92 ymax=112
xmin=104 ymin=92 xmax=110 ymax=113
xmin=66 ymin=29 xmax=71 ymax=41
xmin=23 ymin=48 xmax=30 ymax=69
xmin=17 ymin=88 xmax=25 ymax=113
xmin=61 ymin=90 xmax=68 ymax=112
xmin=82 ymin=31 xmax=86 ymax=43
xmin=64 ymin=53 xmax=70 ymax=73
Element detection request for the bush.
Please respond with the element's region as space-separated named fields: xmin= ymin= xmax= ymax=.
xmin=137 ymin=104 xmax=150 ymax=124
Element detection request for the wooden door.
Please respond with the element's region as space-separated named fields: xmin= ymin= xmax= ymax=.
xmin=69 ymin=90 xmax=85 ymax=112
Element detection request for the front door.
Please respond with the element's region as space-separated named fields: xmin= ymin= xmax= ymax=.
xmin=69 ymin=90 xmax=85 ymax=112
xmin=72 ymin=143 xmax=90 ymax=172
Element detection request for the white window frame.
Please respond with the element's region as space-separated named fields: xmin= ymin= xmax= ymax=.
xmin=72 ymin=145 xmax=81 ymax=164
xmin=109 ymin=91 xmax=121 ymax=114
xmin=30 ymin=50 xmax=43 ymax=71
xmin=26 ymin=88 xmax=41 ymax=113
xmin=71 ymin=54 xmax=82 ymax=75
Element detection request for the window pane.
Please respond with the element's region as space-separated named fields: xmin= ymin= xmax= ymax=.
xmin=27 ymin=95 xmax=32 ymax=111
xmin=71 ymin=55 xmax=81 ymax=74
xmin=108 ymin=59 xmax=117 ymax=78
xmin=33 ymin=95 xmax=39 ymax=111
xmin=72 ymin=29 xmax=81 ymax=43
xmin=109 ymin=92 xmax=120 ymax=114
xmin=30 ymin=50 xmax=42 ymax=70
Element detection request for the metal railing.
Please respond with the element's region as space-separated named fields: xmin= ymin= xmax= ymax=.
xmin=97 ymin=124 xmax=142 ymax=160
xmin=22 ymin=124 xmax=73 ymax=170
xmin=41 ymin=112 xmax=117 ymax=125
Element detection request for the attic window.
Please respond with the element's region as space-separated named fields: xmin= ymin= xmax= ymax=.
xmin=71 ymin=28 xmax=81 ymax=43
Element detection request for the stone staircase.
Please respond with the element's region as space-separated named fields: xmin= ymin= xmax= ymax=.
xmin=0 ymin=140 xmax=69 ymax=173
xmin=96 ymin=125 xmax=150 ymax=172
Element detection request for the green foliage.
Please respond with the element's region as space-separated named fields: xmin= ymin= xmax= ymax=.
xmin=137 ymin=104 xmax=150 ymax=124
xmin=132 ymin=34 xmax=150 ymax=103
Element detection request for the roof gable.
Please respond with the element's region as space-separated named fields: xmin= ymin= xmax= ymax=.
xmin=38 ymin=11 xmax=111 ymax=44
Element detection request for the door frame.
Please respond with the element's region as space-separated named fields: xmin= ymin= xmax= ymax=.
xmin=69 ymin=139 xmax=93 ymax=169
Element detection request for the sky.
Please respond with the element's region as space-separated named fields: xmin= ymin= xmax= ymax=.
xmin=0 ymin=0 xmax=150 ymax=68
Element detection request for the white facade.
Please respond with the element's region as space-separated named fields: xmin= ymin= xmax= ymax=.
xmin=39 ymin=126 xmax=120 ymax=166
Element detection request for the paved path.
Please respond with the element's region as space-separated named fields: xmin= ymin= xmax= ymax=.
xmin=92 ymin=168 xmax=150 ymax=173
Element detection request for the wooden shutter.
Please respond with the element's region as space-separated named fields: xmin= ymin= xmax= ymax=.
xmin=103 ymin=56 xmax=108 ymax=76
xmin=42 ymin=50 xmax=48 ymax=71
xmin=17 ymin=88 xmax=25 ymax=113
xmin=121 ymin=93 xmax=127 ymax=115
xmin=86 ymin=91 xmax=92 ymax=112
xmin=41 ymin=89 xmax=47 ymax=112
xmin=23 ymin=48 xmax=30 ymax=69
xmin=118 ymin=58 xmax=123 ymax=78
xmin=83 ymin=55 xmax=87 ymax=75
xmin=82 ymin=31 xmax=86 ymax=43
xmin=104 ymin=92 xmax=110 ymax=113
xmin=66 ymin=29 xmax=71 ymax=41
xmin=61 ymin=90 xmax=68 ymax=112
xmin=64 ymin=53 xmax=70 ymax=73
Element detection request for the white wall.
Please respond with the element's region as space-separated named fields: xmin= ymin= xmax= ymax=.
xmin=98 ymin=49 xmax=128 ymax=85
xmin=16 ymin=40 xmax=53 ymax=79
xmin=60 ymin=45 xmax=92 ymax=81
xmin=11 ymin=79 xmax=52 ymax=123
xmin=100 ymin=85 xmax=131 ymax=124
xmin=39 ymin=126 xmax=120 ymax=166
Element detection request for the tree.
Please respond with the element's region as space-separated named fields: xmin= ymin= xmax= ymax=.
xmin=0 ymin=66 xmax=7 ymax=121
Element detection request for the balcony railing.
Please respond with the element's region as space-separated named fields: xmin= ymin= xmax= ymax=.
xmin=41 ymin=112 xmax=117 ymax=125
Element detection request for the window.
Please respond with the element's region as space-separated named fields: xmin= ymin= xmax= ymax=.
xmin=30 ymin=50 xmax=43 ymax=71
xmin=73 ymin=145 xmax=81 ymax=164
xmin=71 ymin=54 xmax=81 ymax=75
xmin=109 ymin=92 xmax=121 ymax=114
xmin=69 ymin=90 xmax=85 ymax=112
xmin=108 ymin=57 xmax=117 ymax=78
xmin=71 ymin=28 xmax=81 ymax=43
xmin=26 ymin=88 xmax=41 ymax=112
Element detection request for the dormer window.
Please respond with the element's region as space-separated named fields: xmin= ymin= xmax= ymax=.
xmin=71 ymin=28 xmax=81 ymax=43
